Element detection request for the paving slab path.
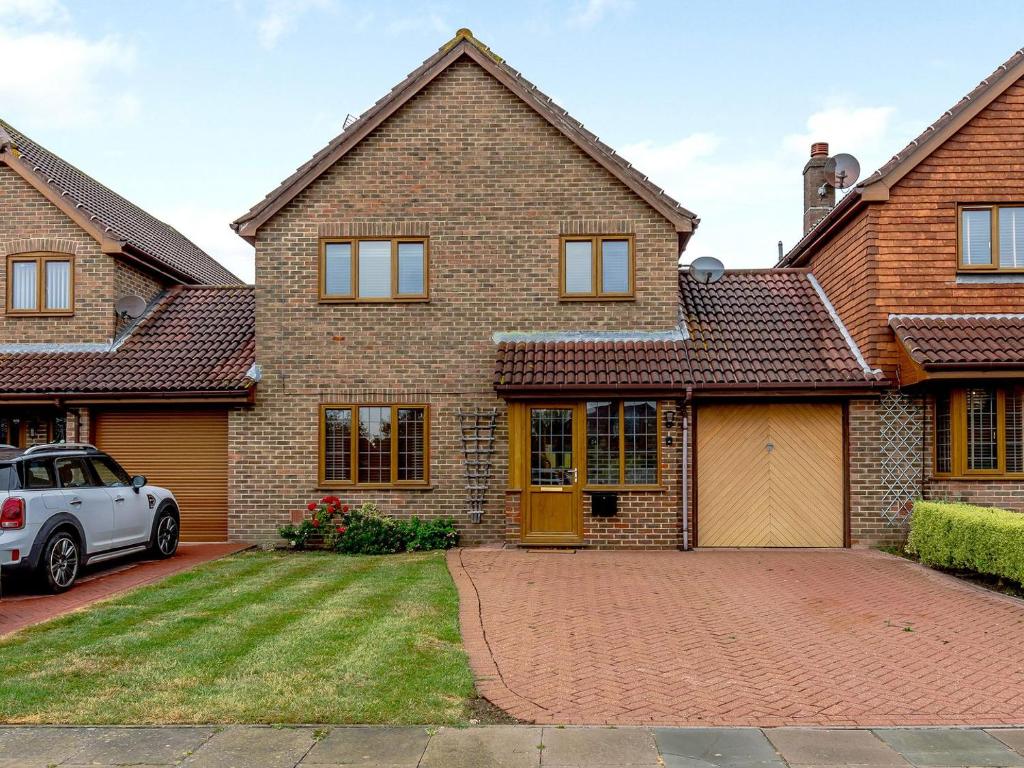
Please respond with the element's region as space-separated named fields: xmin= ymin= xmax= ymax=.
xmin=4 ymin=726 xmax=1024 ymax=767
xmin=0 ymin=542 xmax=250 ymax=637
xmin=449 ymin=548 xmax=1024 ymax=726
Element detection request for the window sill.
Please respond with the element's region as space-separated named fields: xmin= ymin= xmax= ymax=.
xmin=930 ymin=474 xmax=1024 ymax=482
xmin=318 ymin=298 xmax=430 ymax=304
xmin=317 ymin=484 xmax=435 ymax=492
xmin=558 ymin=296 xmax=636 ymax=303
xmin=5 ymin=310 xmax=74 ymax=317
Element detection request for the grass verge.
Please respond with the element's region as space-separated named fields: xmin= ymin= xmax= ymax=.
xmin=0 ymin=550 xmax=476 ymax=724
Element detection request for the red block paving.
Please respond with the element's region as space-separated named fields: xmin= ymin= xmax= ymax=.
xmin=449 ymin=548 xmax=1024 ymax=727
xmin=0 ymin=542 xmax=249 ymax=638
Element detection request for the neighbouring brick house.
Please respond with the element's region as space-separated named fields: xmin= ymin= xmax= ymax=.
xmin=779 ymin=47 xmax=1024 ymax=537
xmin=229 ymin=29 xmax=881 ymax=548
xmin=0 ymin=119 xmax=255 ymax=542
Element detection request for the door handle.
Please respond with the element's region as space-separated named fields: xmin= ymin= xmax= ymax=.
xmin=114 ymin=496 xmax=125 ymax=503
xmin=68 ymin=497 xmax=82 ymax=506
xmin=563 ymin=468 xmax=578 ymax=484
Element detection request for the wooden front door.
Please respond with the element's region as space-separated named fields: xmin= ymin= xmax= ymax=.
xmin=697 ymin=402 xmax=844 ymax=547
xmin=522 ymin=404 xmax=583 ymax=545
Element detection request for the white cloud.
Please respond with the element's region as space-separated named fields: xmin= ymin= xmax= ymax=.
xmin=256 ymin=0 xmax=333 ymax=48
xmin=0 ymin=1 xmax=138 ymax=127
xmin=568 ymin=0 xmax=633 ymax=29
xmin=621 ymin=103 xmax=906 ymax=270
xmin=0 ymin=0 xmax=68 ymax=24
xmin=157 ymin=204 xmax=256 ymax=283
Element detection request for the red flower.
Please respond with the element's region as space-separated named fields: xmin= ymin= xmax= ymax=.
xmin=311 ymin=518 xmax=320 ymax=528
xmin=307 ymin=502 xmax=317 ymax=511
xmin=336 ymin=525 xmax=346 ymax=534
xmin=342 ymin=505 xmax=350 ymax=513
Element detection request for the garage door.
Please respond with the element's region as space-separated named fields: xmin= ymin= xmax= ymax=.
xmin=697 ymin=403 xmax=844 ymax=547
xmin=93 ymin=408 xmax=229 ymax=542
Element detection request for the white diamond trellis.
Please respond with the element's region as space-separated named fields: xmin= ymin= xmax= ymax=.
xmin=457 ymin=408 xmax=497 ymax=524
xmin=878 ymin=391 xmax=923 ymax=526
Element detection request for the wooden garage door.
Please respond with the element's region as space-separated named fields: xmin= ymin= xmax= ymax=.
xmin=93 ymin=408 xmax=228 ymax=542
xmin=697 ymin=403 xmax=844 ymax=547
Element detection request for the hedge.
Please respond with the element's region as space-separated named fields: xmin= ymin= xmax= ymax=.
xmin=907 ymin=500 xmax=1024 ymax=584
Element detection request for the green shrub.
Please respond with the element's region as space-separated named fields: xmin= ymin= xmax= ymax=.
xmin=907 ymin=500 xmax=1024 ymax=584
xmin=335 ymin=505 xmax=407 ymax=555
xmin=401 ymin=516 xmax=459 ymax=551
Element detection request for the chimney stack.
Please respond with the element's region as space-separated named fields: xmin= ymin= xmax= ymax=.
xmin=803 ymin=142 xmax=834 ymax=233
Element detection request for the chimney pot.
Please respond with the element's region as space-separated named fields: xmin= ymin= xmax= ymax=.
xmin=810 ymin=142 xmax=829 ymax=158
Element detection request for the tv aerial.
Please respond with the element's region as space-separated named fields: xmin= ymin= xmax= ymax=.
xmin=115 ymin=294 xmax=147 ymax=322
xmin=688 ymin=256 xmax=725 ymax=285
xmin=819 ymin=152 xmax=861 ymax=197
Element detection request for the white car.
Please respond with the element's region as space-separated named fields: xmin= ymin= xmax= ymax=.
xmin=0 ymin=443 xmax=179 ymax=592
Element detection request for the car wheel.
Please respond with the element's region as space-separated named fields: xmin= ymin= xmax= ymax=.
xmin=40 ymin=531 xmax=80 ymax=593
xmin=151 ymin=506 xmax=179 ymax=559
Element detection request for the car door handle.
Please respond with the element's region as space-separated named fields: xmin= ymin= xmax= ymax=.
xmin=68 ymin=497 xmax=82 ymax=506
xmin=114 ymin=496 xmax=125 ymax=503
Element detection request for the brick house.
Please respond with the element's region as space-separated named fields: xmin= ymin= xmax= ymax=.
xmin=0 ymin=119 xmax=255 ymax=542
xmin=779 ymin=47 xmax=1024 ymax=536
xmin=229 ymin=29 xmax=881 ymax=548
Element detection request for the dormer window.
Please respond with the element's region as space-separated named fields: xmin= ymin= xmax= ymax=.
xmin=6 ymin=254 xmax=73 ymax=315
xmin=319 ymin=238 xmax=428 ymax=302
xmin=560 ymin=235 xmax=634 ymax=299
xmin=959 ymin=205 xmax=1024 ymax=271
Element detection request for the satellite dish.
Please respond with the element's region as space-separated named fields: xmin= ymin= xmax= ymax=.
xmin=823 ymin=153 xmax=861 ymax=190
xmin=115 ymin=294 xmax=147 ymax=320
xmin=688 ymin=256 xmax=726 ymax=285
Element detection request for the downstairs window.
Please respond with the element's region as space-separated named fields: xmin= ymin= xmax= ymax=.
xmin=320 ymin=404 xmax=428 ymax=487
xmin=585 ymin=400 xmax=659 ymax=487
xmin=934 ymin=386 xmax=1024 ymax=477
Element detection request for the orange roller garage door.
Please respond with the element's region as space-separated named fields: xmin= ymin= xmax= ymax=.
xmin=697 ymin=402 xmax=845 ymax=548
xmin=93 ymin=408 xmax=229 ymax=542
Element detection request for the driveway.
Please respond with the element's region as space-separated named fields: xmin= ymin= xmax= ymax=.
xmin=1 ymin=542 xmax=249 ymax=637
xmin=449 ymin=548 xmax=1024 ymax=726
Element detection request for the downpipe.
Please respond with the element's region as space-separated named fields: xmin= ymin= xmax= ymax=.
xmin=681 ymin=392 xmax=691 ymax=551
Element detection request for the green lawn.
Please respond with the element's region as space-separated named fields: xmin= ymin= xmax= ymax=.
xmin=0 ymin=551 xmax=476 ymax=724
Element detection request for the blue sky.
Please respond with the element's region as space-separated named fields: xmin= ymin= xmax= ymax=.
xmin=3 ymin=0 xmax=1024 ymax=282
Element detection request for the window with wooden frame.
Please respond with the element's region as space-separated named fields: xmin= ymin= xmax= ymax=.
xmin=560 ymin=235 xmax=634 ymax=299
xmin=958 ymin=205 xmax=1024 ymax=271
xmin=6 ymin=254 xmax=73 ymax=315
xmin=320 ymin=404 xmax=429 ymax=487
xmin=319 ymin=238 xmax=428 ymax=301
xmin=934 ymin=386 xmax=1024 ymax=477
xmin=584 ymin=400 xmax=660 ymax=488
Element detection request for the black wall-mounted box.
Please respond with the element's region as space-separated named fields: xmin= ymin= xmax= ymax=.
xmin=590 ymin=492 xmax=618 ymax=517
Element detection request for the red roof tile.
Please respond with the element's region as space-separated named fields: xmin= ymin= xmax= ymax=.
xmin=494 ymin=271 xmax=882 ymax=392
xmin=890 ymin=314 xmax=1024 ymax=369
xmin=0 ymin=286 xmax=255 ymax=395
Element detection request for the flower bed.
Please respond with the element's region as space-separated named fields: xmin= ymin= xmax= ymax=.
xmin=279 ymin=497 xmax=458 ymax=554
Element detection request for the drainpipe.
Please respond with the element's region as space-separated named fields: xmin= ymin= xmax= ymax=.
xmin=681 ymin=388 xmax=692 ymax=551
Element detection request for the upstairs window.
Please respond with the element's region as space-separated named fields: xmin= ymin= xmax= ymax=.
xmin=319 ymin=238 xmax=428 ymax=301
xmin=6 ymin=254 xmax=73 ymax=315
xmin=959 ymin=205 xmax=1024 ymax=271
xmin=320 ymin=404 xmax=429 ymax=487
xmin=560 ymin=236 xmax=634 ymax=299
xmin=934 ymin=386 xmax=1024 ymax=477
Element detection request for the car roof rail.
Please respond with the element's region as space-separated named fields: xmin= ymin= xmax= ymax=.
xmin=23 ymin=442 xmax=98 ymax=455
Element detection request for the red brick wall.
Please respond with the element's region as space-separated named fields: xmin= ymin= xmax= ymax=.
xmin=0 ymin=164 xmax=116 ymax=343
xmin=113 ymin=260 xmax=168 ymax=332
xmin=232 ymin=58 xmax=683 ymax=545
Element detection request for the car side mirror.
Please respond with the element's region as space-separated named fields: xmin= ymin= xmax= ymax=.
xmin=131 ymin=475 xmax=146 ymax=493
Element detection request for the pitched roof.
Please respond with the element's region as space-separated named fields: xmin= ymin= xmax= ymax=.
xmin=890 ymin=314 xmax=1024 ymax=370
xmin=0 ymin=286 xmax=255 ymax=396
xmin=232 ymin=29 xmax=697 ymax=240
xmin=780 ymin=47 xmax=1024 ymax=267
xmin=680 ymin=270 xmax=880 ymax=388
xmin=0 ymin=119 xmax=240 ymax=285
xmin=493 ymin=271 xmax=883 ymax=393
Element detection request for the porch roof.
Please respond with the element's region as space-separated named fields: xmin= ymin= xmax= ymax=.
xmin=890 ymin=314 xmax=1024 ymax=371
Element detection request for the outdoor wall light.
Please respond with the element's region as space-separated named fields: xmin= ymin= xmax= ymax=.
xmin=664 ymin=409 xmax=676 ymax=446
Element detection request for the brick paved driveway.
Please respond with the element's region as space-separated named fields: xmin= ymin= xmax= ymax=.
xmin=449 ymin=548 xmax=1024 ymax=726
